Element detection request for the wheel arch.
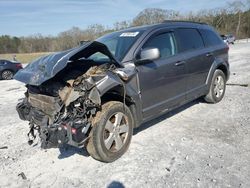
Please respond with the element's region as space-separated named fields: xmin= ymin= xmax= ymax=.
xmin=1 ymin=69 xmax=14 ymax=73
xmin=217 ymin=64 xmax=229 ymax=80
xmin=100 ymin=85 xmax=141 ymax=128
xmin=206 ymin=60 xmax=230 ymax=87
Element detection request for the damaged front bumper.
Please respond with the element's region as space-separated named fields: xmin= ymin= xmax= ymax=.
xmin=38 ymin=119 xmax=91 ymax=149
xmin=16 ymin=65 xmax=113 ymax=149
xmin=16 ymin=97 xmax=92 ymax=149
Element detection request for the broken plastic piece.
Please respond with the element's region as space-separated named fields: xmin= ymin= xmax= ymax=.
xmin=18 ymin=172 xmax=27 ymax=180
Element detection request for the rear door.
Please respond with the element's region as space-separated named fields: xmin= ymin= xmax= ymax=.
xmin=135 ymin=30 xmax=187 ymax=120
xmin=175 ymin=28 xmax=212 ymax=99
xmin=199 ymin=28 xmax=229 ymax=79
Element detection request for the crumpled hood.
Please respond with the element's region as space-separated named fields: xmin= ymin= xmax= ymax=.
xmin=14 ymin=41 xmax=121 ymax=86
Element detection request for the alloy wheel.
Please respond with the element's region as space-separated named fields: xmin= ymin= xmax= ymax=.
xmin=2 ymin=70 xmax=13 ymax=80
xmin=214 ymin=75 xmax=225 ymax=98
xmin=103 ymin=112 xmax=129 ymax=152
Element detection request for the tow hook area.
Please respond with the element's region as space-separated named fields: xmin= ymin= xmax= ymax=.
xmin=27 ymin=118 xmax=91 ymax=149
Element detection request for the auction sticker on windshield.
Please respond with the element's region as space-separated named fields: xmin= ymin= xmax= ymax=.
xmin=120 ymin=32 xmax=139 ymax=37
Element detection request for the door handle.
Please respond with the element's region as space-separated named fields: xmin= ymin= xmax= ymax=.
xmin=175 ymin=61 xmax=186 ymax=66
xmin=206 ymin=52 xmax=213 ymax=57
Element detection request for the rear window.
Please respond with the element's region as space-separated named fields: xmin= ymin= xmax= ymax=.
xmin=175 ymin=28 xmax=204 ymax=52
xmin=200 ymin=29 xmax=223 ymax=47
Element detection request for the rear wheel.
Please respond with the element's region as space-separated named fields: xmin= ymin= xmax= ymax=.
xmin=1 ymin=70 xmax=13 ymax=80
xmin=86 ymin=101 xmax=133 ymax=162
xmin=204 ymin=69 xmax=226 ymax=103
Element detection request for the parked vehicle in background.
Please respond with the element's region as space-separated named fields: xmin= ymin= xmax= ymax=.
xmin=0 ymin=59 xmax=23 ymax=80
xmin=221 ymin=34 xmax=236 ymax=44
xmin=15 ymin=21 xmax=230 ymax=162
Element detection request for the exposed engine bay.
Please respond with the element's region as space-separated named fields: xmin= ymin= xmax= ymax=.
xmin=15 ymin=41 xmax=138 ymax=149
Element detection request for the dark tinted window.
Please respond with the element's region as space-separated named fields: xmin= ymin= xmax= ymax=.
xmin=142 ymin=32 xmax=177 ymax=59
xmin=0 ymin=60 xmax=6 ymax=65
xmin=200 ymin=29 xmax=222 ymax=46
xmin=176 ymin=28 xmax=204 ymax=52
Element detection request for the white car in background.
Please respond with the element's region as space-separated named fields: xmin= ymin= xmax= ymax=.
xmin=221 ymin=34 xmax=236 ymax=44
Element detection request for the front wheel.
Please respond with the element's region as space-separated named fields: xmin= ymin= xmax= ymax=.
xmin=204 ymin=69 xmax=226 ymax=103
xmin=86 ymin=101 xmax=133 ymax=162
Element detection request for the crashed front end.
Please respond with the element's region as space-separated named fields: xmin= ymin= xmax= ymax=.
xmin=17 ymin=65 xmax=113 ymax=148
xmin=14 ymin=41 xmax=128 ymax=149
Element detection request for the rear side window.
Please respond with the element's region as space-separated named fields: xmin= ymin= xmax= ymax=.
xmin=175 ymin=28 xmax=204 ymax=52
xmin=142 ymin=32 xmax=177 ymax=59
xmin=200 ymin=29 xmax=223 ymax=47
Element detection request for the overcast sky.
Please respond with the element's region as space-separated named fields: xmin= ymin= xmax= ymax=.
xmin=0 ymin=0 xmax=235 ymax=36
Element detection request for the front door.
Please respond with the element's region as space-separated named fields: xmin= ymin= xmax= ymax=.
xmin=135 ymin=31 xmax=187 ymax=121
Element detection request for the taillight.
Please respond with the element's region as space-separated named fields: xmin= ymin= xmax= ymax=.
xmin=16 ymin=63 xmax=23 ymax=68
xmin=71 ymin=128 xmax=77 ymax=134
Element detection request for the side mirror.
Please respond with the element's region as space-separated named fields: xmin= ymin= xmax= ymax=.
xmin=138 ymin=48 xmax=160 ymax=63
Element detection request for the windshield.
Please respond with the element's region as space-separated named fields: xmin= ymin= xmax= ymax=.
xmin=95 ymin=29 xmax=144 ymax=61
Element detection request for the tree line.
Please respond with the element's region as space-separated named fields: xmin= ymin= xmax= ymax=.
xmin=0 ymin=0 xmax=249 ymax=54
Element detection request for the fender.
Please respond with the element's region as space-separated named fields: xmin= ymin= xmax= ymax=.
xmin=95 ymin=71 xmax=122 ymax=96
xmin=206 ymin=57 xmax=230 ymax=87
xmin=95 ymin=71 xmax=143 ymax=128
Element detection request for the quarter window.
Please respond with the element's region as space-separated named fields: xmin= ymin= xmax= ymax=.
xmin=142 ymin=32 xmax=177 ymax=59
xmin=176 ymin=28 xmax=204 ymax=52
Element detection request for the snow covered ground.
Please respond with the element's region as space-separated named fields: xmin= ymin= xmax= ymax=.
xmin=0 ymin=43 xmax=249 ymax=188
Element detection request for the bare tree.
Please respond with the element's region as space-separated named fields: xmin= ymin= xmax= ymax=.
xmin=132 ymin=8 xmax=180 ymax=26
xmin=1 ymin=3 xmax=250 ymax=54
xmin=113 ymin=21 xmax=131 ymax=30
xmin=228 ymin=0 xmax=245 ymax=37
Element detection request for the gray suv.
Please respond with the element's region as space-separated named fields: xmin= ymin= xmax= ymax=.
xmin=15 ymin=21 xmax=229 ymax=162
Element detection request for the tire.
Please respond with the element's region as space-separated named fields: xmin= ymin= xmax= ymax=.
xmin=86 ymin=101 xmax=134 ymax=162
xmin=204 ymin=69 xmax=226 ymax=103
xmin=1 ymin=70 xmax=14 ymax=80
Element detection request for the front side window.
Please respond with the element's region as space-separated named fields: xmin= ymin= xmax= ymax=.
xmin=175 ymin=28 xmax=204 ymax=52
xmin=141 ymin=32 xmax=177 ymax=59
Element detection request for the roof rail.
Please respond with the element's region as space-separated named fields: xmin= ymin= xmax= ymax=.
xmin=162 ymin=20 xmax=207 ymax=25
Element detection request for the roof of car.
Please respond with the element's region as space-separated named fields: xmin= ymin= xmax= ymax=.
xmin=0 ymin=59 xmax=18 ymax=63
xmin=0 ymin=59 xmax=10 ymax=62
xmin=118 ymin=20 xmax=212 ymax=34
